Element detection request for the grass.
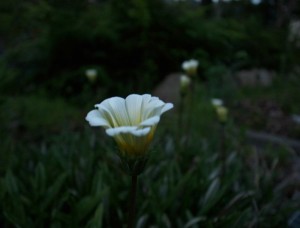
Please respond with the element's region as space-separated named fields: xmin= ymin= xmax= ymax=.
xmin=0 ymin=83 xmax=298 ymax=227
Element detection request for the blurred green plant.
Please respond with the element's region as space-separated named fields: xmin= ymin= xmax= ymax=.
xmin=0 ymin=0 xmax=291 ymax=101
xmin=0 ymin=1 xmax=299 ymax=227
xmin=0 ymin=88 xmax=297 ymax=227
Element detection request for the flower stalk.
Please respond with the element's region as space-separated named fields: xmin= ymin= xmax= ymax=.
xmin=128 ymin=174 xmax=138 ymax=228
xmin=177 ymin=75 xmax=191 ymax=151
xmin=177 ymin=92 xmax=185 ymax=152
xmin=180 ymin=59 xmax=199 ymax=148
xmin=211 ymin=98 xmax=228 ymax=180
xmin=219 ymin=122 xmax=226 ymax=180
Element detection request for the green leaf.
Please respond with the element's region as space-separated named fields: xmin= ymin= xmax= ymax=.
xmin=35 ymin=162 xmax=46 ymax=195
xmin=184 ymin=217 xmax=206 ymax=228
xmin=201 ymin=178 xmax=220 ymax=213
xmin=4 ymin=170 xmax=19 ymax=195
xmin=3 ymin=211 xmax=23 ymax=228
xmin=161 ymin=214 xmax=171 ymax=228
xmin=163 ymin=165 xmax=193 ymax=211
xmin=86 ymin=203 xmax=104 ymax=228
xmin=75 ymin=196 xmax=100 ymax=222
xmin=41 ymin=172 xmax=68 ymax=210
xmin=136 ymin=214 xmax=149 ymax=228
xmin=0 ymin=178 xmax=5 ymax=199
xmin=203 ymin=178 xmax=220 ymax=205
xmin=219 ymin=191 xmax=255 ymax=216
xmin=91 ymin=170 xmax=103 ymax=195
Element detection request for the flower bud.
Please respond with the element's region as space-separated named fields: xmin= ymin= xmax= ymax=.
xmin=180 ymin=74 xmax=191 ymax=95
xmin=85 ymin=69 xmax=97 ymax=82
xmin=216 ymin=106 xmax=228 ymax=123
xmin=211 ymin=98 xmax=223 ymax=107
xmin=182 ymin=59 xmax=199 ymax=76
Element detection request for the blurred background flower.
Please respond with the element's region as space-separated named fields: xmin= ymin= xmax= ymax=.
xmin=180 ymin=74 xmax=191 ymax=95
xmin=85 ymin=68 xmax=98 ymax=83
xmin=182 ymin=59 xmax=199 ymax=76
xmin=216 ymin=106 xmax=228 ymax=123
xmin=211 ymin=98 xmax=224 ymax=107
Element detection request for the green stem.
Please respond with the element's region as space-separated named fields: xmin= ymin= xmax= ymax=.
xmin=220 ymin=123 xmax=226 ymax=180
xmin=185 ymin=83 xmax=194 ymax=148
xmin=178 ymin=93 xmax=185 ymax=144
xmin=128 ymin=175 xmax=138 ymax=228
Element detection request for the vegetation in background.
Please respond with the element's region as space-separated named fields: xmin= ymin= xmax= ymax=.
xmin=0 ymin=0 xmax=300 ymax=227
xmin=0 ymin=0 xmax=294 ymax=99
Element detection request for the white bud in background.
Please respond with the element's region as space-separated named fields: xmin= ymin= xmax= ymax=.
xmin=85 ymin=69 xmax=98 ymax=82
xmin=211 ymin=98 xmax=223 ymax=107
xmin=182 ymin=59 xmax=199 ymax=76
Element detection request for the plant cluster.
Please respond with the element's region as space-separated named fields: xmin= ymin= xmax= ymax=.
xmin=0 ymin=1 xmax=299 ymax=227
xmin=0 ymin=86 xmax=298 ymax=227
xmin=0 ymin=0 xmax=292 ymax=101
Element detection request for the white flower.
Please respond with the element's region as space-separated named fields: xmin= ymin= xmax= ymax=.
xmin=85 ymin=69 xmax=97 ymax=82
xmin=182 ymin=59 xmax=199 ymax=76
xmin=182 ymin=59 xmax=199 ymax=70
xmin=211 ymin=98 xmax=223 ymax=107
xmin=86 ymin=94 xmax=173 ymax=156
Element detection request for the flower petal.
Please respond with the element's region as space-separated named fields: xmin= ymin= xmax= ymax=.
xmin=139 ymin=116 xmax=160 ymax=127
xmin=101 ymin=97 xmax=131 ymax=126
xmin=106 ymin=126 xmax=136 ymax=136
xmin=142 ymin=94 xmax=152 ymax=102
xmin=85 ymin=110 xmax=110 ymax=127
xmin=161 ymin=103 xmax=174 ymax=114
xmin=95 ymin=104 xmax=118 ymax=127
xmin=142 ymin=100 xmax=164 ymax=118
xmin=106 ymin=126 xmax=151 ymax=137
xmin=132 ymin=127 xmax=151 ymax=136
xmin=125 ymin=94 xmax=143 ymax=125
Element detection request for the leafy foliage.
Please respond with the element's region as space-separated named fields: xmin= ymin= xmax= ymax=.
xmin=0 ymin=89 xmax=298 ymax=227
xmin=0 ymin=0 xmax=299 ymax=227
xmin=0 ymin=0 xmax=291 ymax=99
